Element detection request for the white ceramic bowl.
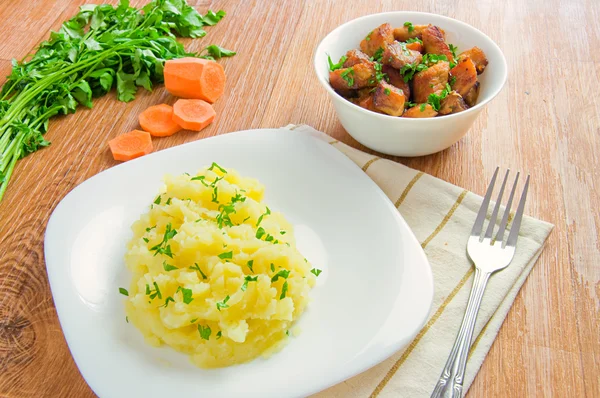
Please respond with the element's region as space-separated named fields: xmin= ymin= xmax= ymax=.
xmin=314 ymin=12 xmax=507 ymax=157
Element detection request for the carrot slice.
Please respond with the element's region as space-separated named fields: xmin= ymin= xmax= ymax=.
xmin=108 ymin=130 xmax=153 ymax=161
xmin=172 ymin=99 xmax=216 ymax=131
xmin=164 ymin=58 xmax=226 ymax=103
xmin=138 ymin=104 xmax=182 ymax=137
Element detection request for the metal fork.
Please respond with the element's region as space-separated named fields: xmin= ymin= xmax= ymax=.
xmin=431 ymin=167 xmax=530 ymax=398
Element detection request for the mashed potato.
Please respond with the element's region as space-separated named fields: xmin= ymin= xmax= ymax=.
xmin=122 ymin=163 xmax=318 ymax=368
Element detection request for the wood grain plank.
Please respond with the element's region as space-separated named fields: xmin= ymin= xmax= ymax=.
xmin=0 ymin=0 xmax=598 ymax=397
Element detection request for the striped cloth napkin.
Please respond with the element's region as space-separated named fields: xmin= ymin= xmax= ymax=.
xmin=283 ymin=125 xmax=553 ymax=398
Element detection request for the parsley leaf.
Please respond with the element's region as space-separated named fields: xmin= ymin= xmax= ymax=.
xmin=406 ymin=37 xmax=423 ymax=44
xmin=216 ymin=295 xmax=230 ymax=311
xmin=216 ymin=331 xmax=222 ymax=339
xmin=256 ymin=227 xmax=266 ymax=239
xmin=280 ymin=281 xmax=288 ymax=299
xmin=119 ymin=287 xmax=129 ymax=296
xmin=340 ymin=68 xmax=355 ymax=87
xmin=190 ymin=318 xmax=198 ymax=323
xmin=270 ymin=263 xmax=275 ymax=272
xmin=190 ymin=263 xmax=208 ymax=279
xmin=420 ymin=103 xmax=427 ymax=112
xmin=207 ymin=162 xmax=227 ymax=173
xmin=404 ymin=22 xmax=414 ymax=33
xmin=449 ymin=44 xmax=458 ymax=59
xmin=162 ymin=296 xmax=175 ymax=307
xmin=218 ymin=251 xmax=233 ymax=260
xmin=246 ymin=260 xmax=254 ymax=273
xmin=241 ymin=275 xmax=258 ymax=291
xmin=310 ymin=268 xmax=322 ymax=277
xmin=384 ymin=88 xmax=391 ymax=95
xmin=153 ymin=195 xmax=162 ymax=205
xmin=200 ymin=45 xmax=236 ymax=60
xmin=370 ymin=47 xmax=384 ymax=62
xmin=198 ymin=324 xmax=211 ymax=340
xmin=256 ymin=206 xmax=271 ymax=226
xmin=327 ymin=54 xmax=347 ymax=71
xmin=150 ymin=223 xmax=177 ymax=258
xmin=176 ymin=286 xmax=194 ymax=304
xmin=449 ymin=75 xmax=457 ymax=86
xmin=271 ymin=269 xmax=290 ymax=282
xmin=163 ymin=261 xmax=178 ymax=271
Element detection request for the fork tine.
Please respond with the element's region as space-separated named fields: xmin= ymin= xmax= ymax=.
xmin=495 ymin=172 xmax=520 ymax=243
xmin=483 ymin=169 xmax=510 ymax=241
xmin=471 ymin=167 xmax=499 ymax=237
xmin=505 ymin=175 xmax=530 ymax=248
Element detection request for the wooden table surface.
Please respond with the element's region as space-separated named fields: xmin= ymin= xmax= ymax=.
xmin=0 ymin=0 xmax=598 ymax=397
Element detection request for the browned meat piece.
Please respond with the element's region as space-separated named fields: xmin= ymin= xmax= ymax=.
xmin=329 ymin=63 xmax=377 ymax=90
xmin=450 ymin=57 xmax=477 ymax=96
xmin=392 ymin=24 xmax=444 ymax=42
xmin=355 ymin=94 xmax=381 ymax=113
xmin=458 ymin=47 xmax=488 ymax=74
xmin=406 ymin=41 xmax=423 ymax=53
xmin=422 ymin=25 xmax=454 ymax=63
xmin=412 ymin=61 xmax=450 ymax=103
xmin=372 ymin=81 xmax=406 ymax=116
xmin=403 ymin=103 xmax=438 ymax=118
xmin=382 ymin=42 xmax=423 ymax=69
xmin=382 ymin=65 xmax=410 ymax=99
xmin=438 ymin=91 xmax=468 ymax=115
xmin=360 ymin=23 xmax=395 ymax=56
xmin=343 ymin=49 xmax=372 ymax=68
xmin=463 ymin=81 xmax=480 ymax=107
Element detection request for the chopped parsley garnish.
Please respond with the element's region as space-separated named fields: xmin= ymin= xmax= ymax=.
xmin=422 ymin=53 xmax=448 ymax=65
xmin=365 ymin=30 xmax=373 ymax=41
xmin=406 ymin=37 xmax=422 ymax=44
xmin=270 ymin=263 xmax=275 ymax=272
xmin=400 ymin=62 xmax=428 ymax=82
xmin=420 ymin=103 xmax=427 ymax=112
xmin=310 ymin=268 xmax=322 ymax=277
xmin=246 ymin=260 xmax=254 ymax=273
xmin=280 ymin=281 xmax=288 ymax=299
xmin=449 ymin=75 xmax=457 ymax=86
xmin=404 ymin=21 xmax=414 ymax=33
xmin=125 ymin=316 xmax=129 ymax=323
xmin=374 ymin=62 xmax=386 ymax=83
xmin=265 ymin=234 xmax=274 ymax=242
xmin=280 ymin=231 xmax=286 ymax=235
xmin=150 ymin=223 xmax=177 ymax=258
xmin=216 ymin=295 xmax=230 ymax=311
xmin=327 ymin=54 xmax=347 ymax=71
xmin=384 ymin=88 xmax=391 ymax=95
xmin=191 ymin=175 xmax=209 ymax=186
xmin=198 ymin=324 xmax=211 ymax=340
xmin=211 ymin=186 xmax=219 ymax=203
xmin=285 ymin=330 xmax=290 ymax=336
xmin=143 ymin=237 xmax=149 ymax=243
xmin=256 ymin=227 xmax=266 ymax=239
xmin=207 ymin=162 xmax=227 ymax=173
xmin=449 ymin=44 xmax=458 ymax=59
xmin=190 ymin=318 xmax=198 ymax=323
xmin=176 ymin=286 xmax=194 ymax=304
xmin=163 ymin=261 xmax=178 ymax=271
xmin=146 ymin=225 xmax=156 ymax=232
xmin=190 ymin=263 xmax=208 ymax=279
xmin=242 ymin=216 xmax=251 ymax=223
xmin=216 ymin=203 xmax=235 ymax=228
xmin=147 ymin=282 xmax=162 ymax=300
xmin=216 ymin=331 xmax=222 ymax=339
xmin=153 ymin=195 xmax=162 ymax=205
xmin=241 ymin=275 xmax=258 ymax=291
xmin=340 ymin=68 xmax=355 ymax=87
xmin=427 ymin=83 xmax=452 ymax=111
xmin=119 ymin=287 xmax=129 ymax=296
xmin=218 ymin=251 xmax=233 ymax=260
xmin=165 ymin=197 xmax=172 ymax=205
xmin=406 ymin=101 xmax=417 ymax=108
xmin=271 ymin=269 xmax=290 ymax=282
xmin=370 ymin=47 xmax=384 ymax=62
xmin=162 ymin=296 xmax=175 ymax=307
xmin=256 ymin=206 xmax=271 ymax=226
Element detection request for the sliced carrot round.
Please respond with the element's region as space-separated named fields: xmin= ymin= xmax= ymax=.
xmin=139 ymin=104 xmax=182 ymax=137
xmin=164 ymin=58 xmax=226 ymax=103
xmin=172 ymin=99 xmax=216 ymax=131
xmin=108 ymin=130 xmax=153 ymax=162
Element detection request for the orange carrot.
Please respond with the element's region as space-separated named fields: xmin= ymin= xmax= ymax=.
xmin=172 ymin=99 xmax=216 ymax=131
xmin=139 ymin=104 xmax=182 ymax=137
xmin=108 ymin=130 xmax=153 ymax=161
xmin=164 ymin=58 xmax=226 ymax=103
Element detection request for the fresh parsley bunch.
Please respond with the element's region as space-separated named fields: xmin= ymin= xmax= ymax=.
xmin=0 ymin=0 xmax=235 ymax=201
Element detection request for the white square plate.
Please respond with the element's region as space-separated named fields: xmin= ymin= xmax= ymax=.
xmin=44 ymin=128 xmax=434 ymax=398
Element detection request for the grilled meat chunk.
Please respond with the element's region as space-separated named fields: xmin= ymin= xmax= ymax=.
xmin=403 ymin=103 xmax=438 ymax=118
xmin=406 ymin=41 xmax=423 ymax=53
xmin=329 ymin=62 xmax=377 ymax=90
xmin=382 ymin=65 xmax=410 ymax=99
xmin=393 ymin=24 xmax=445 ymax=42
xmin=412 ymin=61 xmax=450 ymax=103
xmin=422 ymin=25 xmax=454 ymax=63
xmin=382 ymin=42 xmax=423 ymax=69
xmin=458 ymin=47 xmax=488 ymax=74
xmin=463 ymin=81 xmax=480 ymax=107
xmin=450 ymin=57 xmax=477 ymax=96
xmin=343 ymin=49 xmax=372 ymax=68
xmin=360 ymin=23 xmax=395 ymax=56
xmin=438 ymin=91 xmax=468 ymax=115
xmin=372 ymin=81 xmax=406 ymax=116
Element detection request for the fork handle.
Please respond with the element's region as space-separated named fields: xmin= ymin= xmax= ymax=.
xmin=431 ymin=268 xmax=491 ymax=398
